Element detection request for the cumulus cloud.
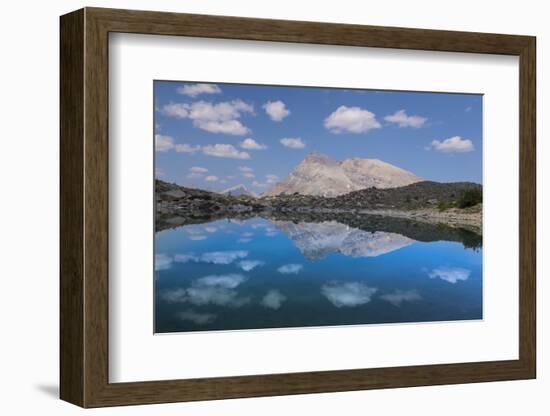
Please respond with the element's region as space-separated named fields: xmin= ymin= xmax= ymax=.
xmin=240 ymin=138 xmax=267 ymax=150
xmin=324 ymin=106 xmax=381 ymax=134
xmin=238 ymin=166 xmax=255 ymax=178
xmin=174 ymin=143 xmax=201 ymax=153
xmin=261 ymin=290 xmax=287 ymax=309
xmin=277 ymin=264 xmax=303 ymax=274
xmin=155 ymin=133 xmax=200 ymax=153
xmin=161 ymin=99 xmax=254 ymax=135
xmin=177 ymin=83 xmax=221 ymax=97
xmin=196 ymin=274 xmax=246 ymax=288
xmin=266 ymin=174 xmax=279 ymax=184
xmin=177 ymin=309 xmax=216 ymax=325
xmin=174 ymin=250 xmax=248 ymax=265
xmin=280 ymin=137 xmax=305 ymax=149
xmin=237 ymin=260 xmax=265 ymax=272
xmin=155 ymin=254 xmax=173 ymax=271
xmin=202 ymin=144 xmax=250 ymax=159
xmin=428 ymin=136 xmax=474 ymax=153
xmin=380 ymin=290 xmax=422 ymax=306
xmin=155 ymin=134 xmax=175 ymax=152
xmin=161 ymin=103 xmax=189 ymax=118
xmin=384 ymin=109 xmax=427 ymax=128
xmin=428 ymin=267 xmax=471 ymax=284
xmin=321 ymin=281 xmax=378 ymax=307
xmin=190 ymin=166 xmax=208 ymax=174
xmin=205 ymin=175 xmax=219 ymax=182
xmin=263 ymin=100 xmax=290 ymax=121
xmin=161 ymin=274 xmax=249 ymax=307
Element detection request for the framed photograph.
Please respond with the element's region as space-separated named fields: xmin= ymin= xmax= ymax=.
xmin=60 ymin=7 xmax=536 ymax=407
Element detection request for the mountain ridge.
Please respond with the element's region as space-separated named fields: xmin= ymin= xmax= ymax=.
xmin=221 ymin=184 xmax=257 ymax=198
xmin=265 ymin=152 xmax=423 ymax=197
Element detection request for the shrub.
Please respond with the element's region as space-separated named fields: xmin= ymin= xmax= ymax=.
xmin=457 ymin=188 xmax=482 ymax=208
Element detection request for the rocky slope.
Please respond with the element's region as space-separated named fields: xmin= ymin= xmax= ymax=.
xmin=265 ymin=152 xmax=422 ymax=197
xmin=156 ymin=179 xmax=482 ymax=234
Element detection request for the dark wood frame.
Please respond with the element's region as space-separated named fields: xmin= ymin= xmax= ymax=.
xmin=60 ymin=7 xmax=536 ymax=408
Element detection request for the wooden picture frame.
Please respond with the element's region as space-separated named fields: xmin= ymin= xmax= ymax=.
xmin=60 ymin=7 xmax=536 ymax=408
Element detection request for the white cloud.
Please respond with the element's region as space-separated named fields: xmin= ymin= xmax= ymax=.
xmin=155 ymin=167 xmax=165 ymax=178
xmin=238 ymin=166 xmax=253 ymax=173
xmin=162 ymin=274 xmax=249 ymax=307
xmin=174 ymin=253 xmax=197 ymax=263
xmin=261 ymin=290 xmax=287 ymax=309
xmin=174 ymin=250 xmax=248 ymax=265
xmin=205 ymin=175 xmax=219 ymax=182
xmin=263 ymin=100 xmax=290 ymax=121
xmin=177 ymin=309 xmax=217 ymax=325
xmin=202 ymin=144 xmax=250 ymax=159
xmin=155 ymin=254 xmax=173 ymax=271
xmin=161 ymin=103 xmax=189 ymax=118
xmin=429 ymin=136 xmax=475 ymax=153
xmin=161 ymin=100 xmax=254 ymax=135
xmin=428 ymin=267 xmax=471 ymax=284
xmin=266 ymin=174 xmax=279 ymax=184
xmin=321 ymin=281 xmax=378 ymax=307
xmin=324 ymin=105 xmax=381 ymax=134
xmin=198 ymin=120 xmax=251 ymax=135
xmin=196 ymin=274 xmax=246 ymax=288
xmin=384 ymin=109 xmax=427 ymax=128
xmin=155 ymin=134 xmax=175 ymax=152
xmin=238 ymin=260 xmax=265 ymax=272
xmin=238 ymin=238 xmax=252 ymax=243
xmin=188 ymin=235 xmax=207 ymax=241
xmin=277 ymin=264 xmax=303 ymax=274
xmin=177 ymin=83 xmax=222 ymax=97
xmin=280 ymin=137 xmax=305 ymax=149
xmin=204 ymin=226 xmax=218 ymax=233
xmin=175 ymin=144 xmax=200 ymax=153
xmin=380 ymin=290 xmax=422 ymax=306
xmin=155 ymin=133 xmax=200 ymax=154
xmin=190 ymin=166 xmax=208 ymax=174
xmin=240 ymin=138 xmax=267 ymax=150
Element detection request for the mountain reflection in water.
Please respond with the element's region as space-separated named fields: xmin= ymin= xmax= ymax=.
xmin=154 ymin=214 xmax=482 ymax=333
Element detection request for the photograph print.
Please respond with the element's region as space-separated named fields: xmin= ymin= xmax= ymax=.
xmin=154 ymin=81 xmax=483 ymax=334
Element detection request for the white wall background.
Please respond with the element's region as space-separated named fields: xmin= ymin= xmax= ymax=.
xmin=0 ymin=0 xmax=545 ymax=414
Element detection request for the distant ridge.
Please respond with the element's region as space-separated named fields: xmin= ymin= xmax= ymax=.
xmin=221 ymin=184 xmax=258 ymax=198
xmin=265 ymin=152 xmax=422 ymax=197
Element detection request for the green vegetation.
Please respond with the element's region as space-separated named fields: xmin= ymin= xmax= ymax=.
xmin=457 ymin=188 xmax=482 ymax=208
xmin=437 ymin=201 xmax=455 ymax=211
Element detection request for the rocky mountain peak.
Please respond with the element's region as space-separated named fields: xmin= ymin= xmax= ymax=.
xmin=265 ymin=154 xmax=422 ymax=197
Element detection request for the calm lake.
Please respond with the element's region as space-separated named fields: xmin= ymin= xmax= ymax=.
xmin=154 ymin=215 xmax=482 ymax=333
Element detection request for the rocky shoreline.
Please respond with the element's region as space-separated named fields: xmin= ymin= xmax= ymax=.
xmin=156 ymin=179 xmax=482 ymax=235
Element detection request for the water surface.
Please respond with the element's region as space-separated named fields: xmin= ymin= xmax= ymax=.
xmin=154 ymin=216 xmax=482 ymax=333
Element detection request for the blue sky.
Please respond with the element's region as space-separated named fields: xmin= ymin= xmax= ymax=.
xmin=155 ymin=81 xmax=482 ymax=193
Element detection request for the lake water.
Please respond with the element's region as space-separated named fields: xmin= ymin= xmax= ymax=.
xmin=154 ymin=216 xmax=482 ymax=333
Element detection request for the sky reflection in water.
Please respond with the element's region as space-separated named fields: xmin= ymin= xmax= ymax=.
xmin=154 ymin=217 xmax=482 ymax=333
